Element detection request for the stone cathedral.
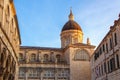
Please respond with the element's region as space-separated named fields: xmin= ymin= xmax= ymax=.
xmin=18 ymin=10 xmax=95 ymax=80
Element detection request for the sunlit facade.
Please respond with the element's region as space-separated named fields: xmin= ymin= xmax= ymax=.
xmin=18 ymin=10 xmax=95 ymax=80
xmin=0 ymin=0 xmax=21 ymax=80
xmin=91 ymin=15 xmax=120 ymax=80
xmin=1 ymin=0 xmax=120 ymax=80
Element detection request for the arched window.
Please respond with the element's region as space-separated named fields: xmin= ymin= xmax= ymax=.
xmin=73 ymin=38 xmax=78 ymax=44
xmin=43 ymin=54 xmax=49 ymax=62
xmin=50 ymin=52 xmax=54 ymax=62
xmin=74 ymin=50 xmax=90 ymax=61
xmin=56 ymin=54 xmax=61 ymax=63
xmin=31 ymin=54 xmax=36 ymax=61
xmin=65 ymin=39 xmax=70 ymax=46
xmin=19 ymin=53 xmax=24 ymax=61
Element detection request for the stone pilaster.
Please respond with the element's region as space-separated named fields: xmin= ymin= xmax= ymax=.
xmin=40 ymin=71 xmax=43 ymax=80
xmin=55 ymin=69 xmax=58 ymax=80
xmin=25 ymin=68 xmax=28 ymax=80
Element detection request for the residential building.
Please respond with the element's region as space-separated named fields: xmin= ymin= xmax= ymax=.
xmin=91 ymin=14 xmax=120 ymax=80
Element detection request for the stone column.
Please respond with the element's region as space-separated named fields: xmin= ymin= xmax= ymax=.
xmin=25 ymin=69 xmax=28 ymax=80
xmin=40 ymin=69 xmax=43 ymax=80
xmin=55 ymin=69 xmax=58 ymax=80
xmin=15 ymin=63 xmax=18 ymax=80
xmin=55 ymin=58 xmax=57 ymax=64
xmin=25 ymin=51 xmax=29 ymax=63
xmin=38 ymin=51 xmax=41 ymax=62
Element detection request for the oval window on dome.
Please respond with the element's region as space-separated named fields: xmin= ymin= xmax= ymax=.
xmin=74 ymin=50 xmax=90 ymax=61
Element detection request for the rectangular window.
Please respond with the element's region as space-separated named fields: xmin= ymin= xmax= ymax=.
xmin=29 ymin=69 xmax=38 ymax=77
xmin=100 ymin=48 xmax=102 ymax=55
xmin=110 ymin=38 xmax=113 ymax=50
xmin=94 ymin=52 xmax=99 ymax=61
xmin=101 ymin=64 xmax=103 ymax=75
xmin=107 ymin=61 xmax=110 ymax=73
xmin=114 ymin=33 xmax=117 ymax=45
xmin=94 ymin=54 xmax=97 ymax=61
xmin=97 ymin=52 xmax=99 ymax=58
xmin=110 ymin=58 xmax=115 ymax=72
xmin=104 ymin=62 xmax=106 ymax=73
xmin=116 ymin=54 xmax=120 ymax=68
xmin=113 ymin=58 xmax=116 ymax=70
xmin=19 ymin=68 xmax=25 ymax=77
xmin=99 ymin=66 xmax=101 ymax=77
xmin=103 ymin=44 xmax=105 ymax=52
xmin=110 ymin=59 xmax=113 ymax=72
xmin=106 ymin=43 xmax=108 ymax=53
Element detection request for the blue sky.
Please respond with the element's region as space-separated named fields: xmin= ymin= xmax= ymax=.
xmin=14 ymin=0 xmax=120 ymax=48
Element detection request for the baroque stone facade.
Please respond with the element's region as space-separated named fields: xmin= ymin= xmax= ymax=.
xmin=0 ymin=0 xmax=21 ymax=80
xmin=90 ymin=15 xmax=120 ymax=80
xmin=18 ymin=10 xmax=95 ymax=80
xmin=1 ymin=0 xmax=120 ymax=80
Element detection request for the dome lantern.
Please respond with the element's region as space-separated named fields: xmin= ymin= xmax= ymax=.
xmin=69 ymin=9 xmax=74 ymax=20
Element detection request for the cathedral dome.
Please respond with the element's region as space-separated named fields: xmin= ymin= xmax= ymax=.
xmin=62 ymin=20 xmax=82 ymax=32
xmin=61 ymin=9 xmax=82 ymax=32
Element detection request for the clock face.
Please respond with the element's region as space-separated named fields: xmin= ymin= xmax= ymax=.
xmin=74 ymin=49 xmax=89 ymax=61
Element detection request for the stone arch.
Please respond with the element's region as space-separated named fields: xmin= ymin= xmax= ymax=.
xmin=43 ymin=54 xmax=49 ymax=62
xmin=56 ymin=54 xmax=61 ymax=63
xmin=30 ymin=53 xmax=36 ymax=61
xmin=74 ymin=49 xmax=90 ymax=61
xmin=19 ymin=53 xmax=24 ymax=61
